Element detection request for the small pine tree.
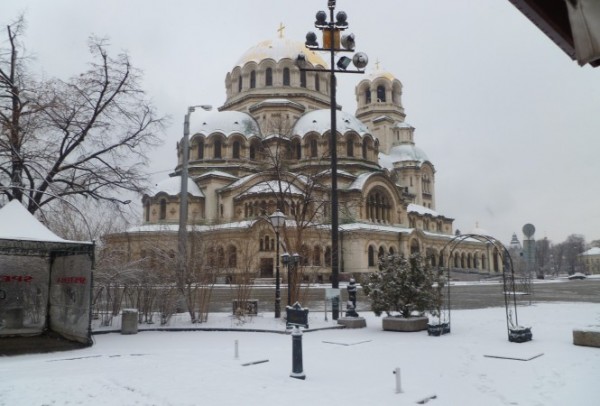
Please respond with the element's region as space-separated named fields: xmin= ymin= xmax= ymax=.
xmin=362 ymin=254 xmax=444 ymax=318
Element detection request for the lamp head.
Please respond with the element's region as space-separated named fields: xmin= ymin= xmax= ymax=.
xmin=336 ymin=56 xmax=352 ymax=70
xmin=352 ymin=52 xmax=369 ymax=70
xmin=335 ymin=11 xmax=348 ymax=28
xmin=305 ymin=32 xmax=318 ymax=48
xmin=341 ymin=33 xmax=355 ymax=51
xmin=315 ymin=11 xmax=328 ymax=28
xmin=281 ymin=252 xmax=290 ymax=265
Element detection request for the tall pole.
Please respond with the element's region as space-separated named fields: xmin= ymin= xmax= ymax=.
xmin=178 ymin=109 xmax=192 ymax=291
xmin=275 ymin=228 xmax=281 ymax=318
xmin=328 ymin=2 xmax=340 ymax=320
xmin=179 ymin=105 xmax=211 ymax=296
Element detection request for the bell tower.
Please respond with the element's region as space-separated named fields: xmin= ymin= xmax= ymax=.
xmin=355 ymin=67 xmax=406 ymax=154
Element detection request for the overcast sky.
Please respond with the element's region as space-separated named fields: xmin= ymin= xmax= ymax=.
xmin=3 ymin=0 xmax=599 ymax=245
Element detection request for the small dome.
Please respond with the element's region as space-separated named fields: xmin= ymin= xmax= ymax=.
xmin=190 ymin=111 xmax=261 ymax=138
xmin=235 ymin=37 xmax=327 ymax=68
xmin=293 ymin=109 xmax=370 ymax=136
xmin=367 ymin=68 xmax=397 ymax=82
xmin=149 ymin=176 xmax=204 ymax=198
xmin=389 ymin=144 xmax=429 ymax=162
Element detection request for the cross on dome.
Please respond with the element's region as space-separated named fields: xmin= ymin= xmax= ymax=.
xmin=278 ymin=22 xmax=286 ymax=38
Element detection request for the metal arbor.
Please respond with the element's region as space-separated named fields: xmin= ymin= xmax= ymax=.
xmin=433 ymin=234 xmax=532 ymax=343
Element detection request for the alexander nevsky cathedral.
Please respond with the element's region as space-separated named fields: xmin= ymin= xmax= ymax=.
xmin=106 ymin=30 xmax=502 ymax=283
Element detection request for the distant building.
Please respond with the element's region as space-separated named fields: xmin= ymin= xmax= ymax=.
xmin=105 ymin=31 xmax=498 ymax=282
xmin=580 ymin=247 xmax=600 ymax=275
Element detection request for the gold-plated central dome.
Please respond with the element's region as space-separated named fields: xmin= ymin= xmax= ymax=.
xmin=235 ymin=37 xmax=327 ymax=68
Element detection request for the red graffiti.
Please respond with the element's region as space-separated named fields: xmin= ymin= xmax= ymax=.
xmin=56 ymin=277 xmax=86 ymax=284
xmin=1 ymin=275 xmax=33 ymax=283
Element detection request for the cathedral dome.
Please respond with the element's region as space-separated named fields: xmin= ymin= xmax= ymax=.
xmin=189 ymin=110 xmax=261 ymax=138
xmin=235 ymin=37 xmax=327 ymax=68
xmin=389 ymin=144 xmax=429 ymax=163
xmin=293 ymin=109 xmax=370 ymax=137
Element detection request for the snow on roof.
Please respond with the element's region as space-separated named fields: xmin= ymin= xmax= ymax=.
xmin=0 ymin=200 xmax=80 ymax=243
xmin=190 ymin=110 xmax=261 ymax=138
xmin=339 ymin=222 xmax=412 ymax=234
xmin=293 ymin=109 xmax=370 ymax=137
xmin=126 ymin=220 xmax=257 ymax=234
xmin=408 ymin=203 xmax=441 ymax=217
xmin=194 ymin=171 xmax=239 ymax=181
xmin=238 ymin=180 xmax=303 ymax=198
xmin=148 ymin=176 xmax=204 ymax=198
xmin=348 ymin=172 xmax=376 ymax=191
xmin=235 ymin=37 xmax=327 ymax=68
xmin=379 ymin=144 xmax=429 ymax=170
xmin=581 ymin=247 xmax=600 ymax=256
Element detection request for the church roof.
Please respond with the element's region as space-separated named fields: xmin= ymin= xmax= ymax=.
xmin=408 ymin=203 xmax=441 ymax=218
xmin=235 ymin=37 xmax=327 ymax=68
xmin=148 ymin=176 xmax=204 ymax=198
xmin=581 ymin=247 xmax=600 ymax=256
xmin=366 ymin=68 xmax=398 ymax=82
xmin=379 ymin=143 xmax=430 ymax=170
xmin=237 ymin=180 xmax=303 ymax=198
xmin=293 ymin=109 xmax=370 ymax=136
xmin=190 ymin=110 xmax=261 ymax=138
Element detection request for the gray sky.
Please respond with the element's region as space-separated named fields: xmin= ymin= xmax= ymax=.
xmin=3 ymin=0 xmax=599 ymax=245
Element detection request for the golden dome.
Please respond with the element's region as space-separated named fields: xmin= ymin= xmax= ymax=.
xmin=235 ymin=37 xmax=327 ymax=68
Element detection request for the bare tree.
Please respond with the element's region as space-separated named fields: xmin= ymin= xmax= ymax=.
xmin=0 ymin=16 xmax=164 ymax=213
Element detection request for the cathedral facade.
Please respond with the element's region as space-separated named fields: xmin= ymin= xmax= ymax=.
xmin=106 ymin=34 xmax=500 ymax=283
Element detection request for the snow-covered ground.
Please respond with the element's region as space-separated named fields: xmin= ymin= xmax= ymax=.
xmin=1 ymin=302 xmax=599 ymax=406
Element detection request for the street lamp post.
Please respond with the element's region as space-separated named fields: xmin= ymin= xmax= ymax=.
xmin=299 ymin=0 xmax=368 ymax=319
xmin=269 ymin=209 xmax=287 ymax=318
xmin=178 ymin=105 xmax=212 ymax=293
xmin=282 ymin=251 xmax=300 ymax=306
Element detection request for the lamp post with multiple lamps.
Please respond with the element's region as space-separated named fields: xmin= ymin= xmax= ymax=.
xmin=281 ymin=252 xmax=301 ymax=306
xmin=268 ymin=209 xmax=287 ymax=318
xmin=298 ymin=0 xmax=368 ymax=319
xmin=178 ymin=105 xmax=212 ymax=293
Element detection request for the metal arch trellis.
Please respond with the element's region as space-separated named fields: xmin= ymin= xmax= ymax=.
xmin=434 ymin=233 xmax=532 ymax=343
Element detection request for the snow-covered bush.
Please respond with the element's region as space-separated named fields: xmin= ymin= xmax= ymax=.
xmin=362 ymin=254 xmax=444 ymax=318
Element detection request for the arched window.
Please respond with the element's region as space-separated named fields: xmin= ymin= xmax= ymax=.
xmin=365 ymin=88 xmax=371 ymax=104
xmin=300 ymin=70 xmax=306 ymax=88
xmin=159 ymin=199 xmax=167 ymax=220
xmin=232 ymin=140 xmax=241 ymax=159
xmin=346 ymin=138 xmax=354 ymax=157
xmin=265 ymin=68 xmax=273 ymax=86
xmin=313 ymin=246 xmax=322 ymax=266
xmin=283 ymin=68 xmax=290 ymax=86
xmin=366 ymin=188 xmax=392 ymax=223
xmin=238 ymin=76 xmax=242 ymax=92
xmin=214 ymin=139 xmax=222 ymax=159
xmin=227 ymin=245 xmax=237 ymax=268
xmin=362 ymin=140 xmax=368 ymax=159
xmin=291 ymin=139 xmax=301 ymax=160
xmin=325 ymin=246 xmax=332 ymax=266
xmin=388 ymin=246 xmax=395 ymax=256
xmin=315 ymin=74 xmax=320 ymax=91
xmin=197 ymin=139 xmax=204 ymax=159
xmin=368 ymin=245 xmax=375 ymax=267
xmin=145 ymin=200 xmax=150 ymax=222
xmin=250 ymin=70 xmax=256 ymax=88
xmin=300 ymin=245 xmax=310 ymax=266
xmin=410 ymin=240 xmax=420 ymax=254
xmin=378 ymin=246 xmax=385 ymax=259
xmin=217 ymin=246 xmax=225 ymax=268
xmin=310 ymin=138 xmax=318 ymax=158
xmin=377 ymin=85 xmax=386 ymax=102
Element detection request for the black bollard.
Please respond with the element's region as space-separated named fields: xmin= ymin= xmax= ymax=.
xmin=290 ymin=325 xmax=306 ymax=380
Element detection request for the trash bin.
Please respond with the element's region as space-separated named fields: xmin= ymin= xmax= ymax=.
xmin=121 ymin=308 xmax=138 ymax=335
